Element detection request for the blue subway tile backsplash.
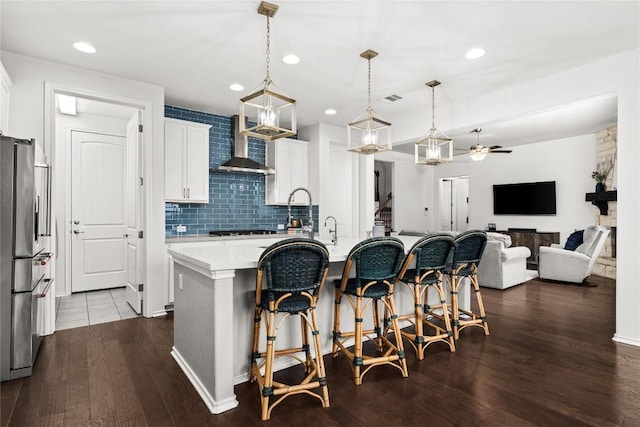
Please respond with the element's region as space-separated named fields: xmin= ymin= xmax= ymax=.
xmin=165 ymin=105 xmax=317 ymax=236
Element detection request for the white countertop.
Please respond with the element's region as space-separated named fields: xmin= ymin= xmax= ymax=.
xmin=168 ymin=236 xmax=423 ymax=273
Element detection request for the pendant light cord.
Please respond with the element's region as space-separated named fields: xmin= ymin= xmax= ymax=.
xmin=367 ymin=57 xmax=372 ymax=116
xmin=265 ymin=14 xmax=271 ymax=85
xmin=431 ymin=85 xmax=435 ymax=128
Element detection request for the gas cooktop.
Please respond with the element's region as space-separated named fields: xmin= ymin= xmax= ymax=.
xmin=209 ymin=229 xmax=276 ymax=237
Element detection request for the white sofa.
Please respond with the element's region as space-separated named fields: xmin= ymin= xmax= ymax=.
xmin=477 ymin=232 xmax=538 ymax=290
xmin=538 ymin=225 xmax=609 ymax=283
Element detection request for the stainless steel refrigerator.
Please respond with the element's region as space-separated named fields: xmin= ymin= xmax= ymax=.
xmin=1 ymin=135 xmax=52 ymax=382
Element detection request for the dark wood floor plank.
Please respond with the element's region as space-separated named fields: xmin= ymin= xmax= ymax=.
xmin=2 ymin=275 xmax=640 ymax=427
xmin=0 ymin=379 xmax=21 ymax=427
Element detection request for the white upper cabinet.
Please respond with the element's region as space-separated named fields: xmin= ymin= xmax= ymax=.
xmin=266 ymin=138 xmax=309 ymax=205
xmin=164 ymin=118 xmax=211 ymax=203
xmin=0 ymin=61 xmax=12 ymax=136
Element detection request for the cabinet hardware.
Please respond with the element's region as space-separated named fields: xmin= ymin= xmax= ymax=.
xmin=73 ymin=229 xmax=85 ymax=234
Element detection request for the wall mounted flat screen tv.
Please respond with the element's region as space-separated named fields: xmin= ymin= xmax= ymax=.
xmin=493 ymin=181 xmax=557 ymax=215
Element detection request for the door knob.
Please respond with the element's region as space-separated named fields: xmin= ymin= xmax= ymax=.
xmin=73 ymin=220 xmax=80 ymax=225
xmin=73 ymin=229 xmax=85 ymax=234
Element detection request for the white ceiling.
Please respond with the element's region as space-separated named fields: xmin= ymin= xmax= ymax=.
xmin=1 ymin=1 xmax=637 ymax=153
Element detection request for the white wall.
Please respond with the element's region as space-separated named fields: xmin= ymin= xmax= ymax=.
xmin=2 ymin=50 xmax=167 ymax=318
xmin=374 ymin=151 xmax=432 ymax=232
xmin=432 ymin=134 xmax=596 ymax=243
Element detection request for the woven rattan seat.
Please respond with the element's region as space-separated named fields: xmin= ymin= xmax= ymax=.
xmin=396 ymin=233 xmax=456 ymax=360
xmin=332 ymin=237 xmax=408 ymax=385
xmin=250 ymin=238 xmax=330 ymax=420
xmin=448 ymin=230 xmax=490 ymax=339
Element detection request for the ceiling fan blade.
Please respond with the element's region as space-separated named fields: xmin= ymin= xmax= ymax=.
xmin=490 ymin=150 xmax=512 ymax=153
xmin=489 ymin=145 xmax=503 ymax=149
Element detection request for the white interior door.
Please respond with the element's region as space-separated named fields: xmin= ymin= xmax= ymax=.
xmin=440 ymin=179 xmax=453 ymax=231
xmin=455 ymin=177 xmax=469 ymax=231
xmin=71 ymin=131 xmax=127 ymax=292
xmin=125 ymin=112 xmax=143 ymax=314
xmin=440 ymin=177 xmax=469 ymax=231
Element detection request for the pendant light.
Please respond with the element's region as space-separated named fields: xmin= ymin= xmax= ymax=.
xmin=469 ymin=128 xmax=488 ymax=161
xmin=239 ymin=1 xmax=296 ymax=141
xmin=347 ymin=49 xmax=392 ymax=154
xmin=415 ymin=80 xmax=453 ymax=165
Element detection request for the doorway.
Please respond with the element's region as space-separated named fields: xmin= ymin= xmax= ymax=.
xmin=50 ymin=92 xmax=145 ymax=318
xmin=440 ymin=176 xmax=469 ymax=232
xmin=374 ymin=160 xmax=393 ymax=234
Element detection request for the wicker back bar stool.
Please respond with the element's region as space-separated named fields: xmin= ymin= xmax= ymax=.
xmin=395 ymin=234 xmax=456 ymax=360
xmin=250 ymin=238 xmax=331 ymax=421
xmin=448 ymin=230 xmax=489 ymax=339
xmin=332 ymin=237 xmax=408 ymax=385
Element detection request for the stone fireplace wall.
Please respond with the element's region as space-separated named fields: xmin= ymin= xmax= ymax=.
xmin=592 ymin=125 xmax=617 ymax=279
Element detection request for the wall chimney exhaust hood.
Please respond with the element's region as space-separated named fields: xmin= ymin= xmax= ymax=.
xmin=211 ymin=115 xmax=275 ymax=175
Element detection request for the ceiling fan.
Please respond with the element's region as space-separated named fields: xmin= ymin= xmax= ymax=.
xmin=468 ymin=128 xmax=512 ymax=161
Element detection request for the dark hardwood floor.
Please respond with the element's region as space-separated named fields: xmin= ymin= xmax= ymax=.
xmin=2 ymin=275 xmax=639 ymax=426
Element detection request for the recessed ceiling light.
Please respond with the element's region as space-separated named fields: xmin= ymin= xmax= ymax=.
xmin=465 ymin=48 xmax=486 ymax=59
xmin=325 ymin=109 xmax=337 ymax=115
xmin=73 ymin=42 xmax=96 ymax=54
xmin=229 ymin=83 xmax=244 ymax=92
xmin=282 ymin=54 xmax=300 ymax=65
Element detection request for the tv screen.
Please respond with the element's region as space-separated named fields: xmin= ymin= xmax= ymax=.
xmin=493 ymin=181 xmax=556 ymax=215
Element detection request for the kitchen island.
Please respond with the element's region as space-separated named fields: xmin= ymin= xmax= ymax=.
xmin=168 ymin=236 xmax=469 ymax=414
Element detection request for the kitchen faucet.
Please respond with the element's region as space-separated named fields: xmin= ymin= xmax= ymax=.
xmin=324 ymin=216 xmax=337 ymax=246
xmin=287 ymin=187 xmax=314 ymax=240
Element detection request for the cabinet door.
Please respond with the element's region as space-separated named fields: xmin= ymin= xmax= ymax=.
xmin=266 ymin=139 xmax=309 ymax=205
xmin=289 ymin=142 xmax=309 ymax=204
xmin=185 ymin=126 xmax=209 ymax=203
xmin=165 ymin=122 xmax=187 ymax=201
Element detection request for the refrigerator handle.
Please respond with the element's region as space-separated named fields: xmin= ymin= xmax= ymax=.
xmin=45 ymin=164 xmax=51 ymax=236
xmin=35 ymin=164 xmax=52 ymax=237
xmin=55 ymin=219 xmax=59 ymax=258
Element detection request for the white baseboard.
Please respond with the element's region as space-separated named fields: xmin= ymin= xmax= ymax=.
xmin=172 ymin=347 xmax=239 ymax=414
xmin=612 ymin=334 xmax=640 ymax=347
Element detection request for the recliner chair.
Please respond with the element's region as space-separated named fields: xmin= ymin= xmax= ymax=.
xmin=538 ymin=225 xmax=610 ymax=283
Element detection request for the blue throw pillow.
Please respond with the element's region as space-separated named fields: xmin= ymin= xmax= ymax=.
xmin=564 ymin=230 xmax=584 ymax=251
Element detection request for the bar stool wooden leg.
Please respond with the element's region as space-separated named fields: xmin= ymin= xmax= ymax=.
xmin=386 ymin=292 xmax=408 ymax=377
xmin=414 ymin=282 xmax=426 ymax=360
xmin=433 ymin=279 xmax=456 ymax=352
xmin=373 ymin=298 xmax=383 ymax=353
xmin=450 ymin=273 xmax=461 ymax=340
xmin=353 ymin=291 xmax=364 ymax=385
xmin=332 ymin=287 xmax=342 ymax=357
xmin=261 ymin=308 xmax=277 ymax=421
xmin=470 ymin=273 xmax=490 ymax=336
xmin=309 ymin=307 xmax=330 ymax=408
xmin=250 ymin=305 xmax=262 ymax=382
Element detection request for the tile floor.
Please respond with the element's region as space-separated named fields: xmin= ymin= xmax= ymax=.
xmin=55 ymin=287 xmax=139 ymax=331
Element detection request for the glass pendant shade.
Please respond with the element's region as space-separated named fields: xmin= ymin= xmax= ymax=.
xmin=470 ymin=150 xmax=488 ymax=161
xmin=348 ymin=49 xmax=392 ymax=154
xmin=239 ymin=1 xmax=296 ymax=141
xmin=415 ymin=80 xmax=453 ymax=165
